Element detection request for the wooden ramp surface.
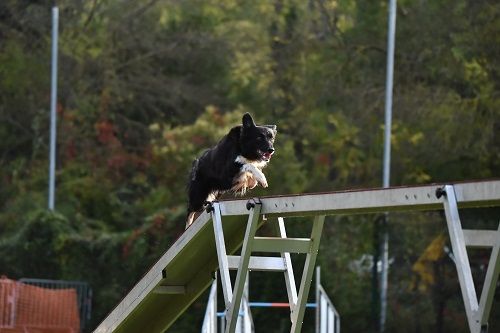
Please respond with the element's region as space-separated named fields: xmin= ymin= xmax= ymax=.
xmin=93 ymin=180 xmax=500 ymax=333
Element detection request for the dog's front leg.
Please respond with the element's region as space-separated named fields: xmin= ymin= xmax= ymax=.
xmin=241 ymin=164 xmax=268 ymax=188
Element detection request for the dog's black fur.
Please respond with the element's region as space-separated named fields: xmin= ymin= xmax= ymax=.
xmin=186 ymin=113 xmax=276 ymax=227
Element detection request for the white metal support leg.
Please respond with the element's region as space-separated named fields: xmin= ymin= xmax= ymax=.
xmin=440 ymin=185 xmax=500 ymax=333
xmin=225 ymin=200 xmax=262 ymax=333
xmin=276 ymin=217 xmax=298 ymax=320
xmin=478 ymin=222 xmax=500 ymax=331
xmin=212 ymin=202 xmax=234 ymax=309
xmin=291 ymin=215 xmax=325 ymax=333
xmin=441 ymin=185 xmax=478 ymax=331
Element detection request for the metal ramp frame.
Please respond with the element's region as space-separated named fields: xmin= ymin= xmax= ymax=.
xmin=93 ymin=180 xmax=500 ymax=333
xmin=210 ymin=199 xmax=324 ymax=332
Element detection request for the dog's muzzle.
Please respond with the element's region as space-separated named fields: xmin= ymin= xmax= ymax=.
xmin=261 ymin=148 xmax=275 ymax=161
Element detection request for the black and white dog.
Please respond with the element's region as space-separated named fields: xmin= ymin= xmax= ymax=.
xmin=186 ymin=113 xmax=277 ymax=228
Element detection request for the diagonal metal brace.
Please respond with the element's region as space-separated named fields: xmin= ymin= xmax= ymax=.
xmin=276 ymin=217 xmax=298 ymax=318
xmin=225 ymin=199 xmax=262 ymax=333
xmin=477 ymin=222 xmax=500 ymax=331
xmin=211 ymin=202 xmax=233 ymax=309
xmin=291 ymin=215 xmax=325 ymax=333
xmin=441 ymin=185 xmax=479 ymax=332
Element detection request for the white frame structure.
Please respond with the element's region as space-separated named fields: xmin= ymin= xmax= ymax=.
xmin=316 ymin=267 xmax=340 ymax=333
xmin=440 ymin=185 xmax=499 ymax=333
xmin=93 ymin=180 xmax=500 ymax=333
xmin=201 ymin=280 xmax=218 ymax=333
xmin=201 ymin=276 xmax=253 ymax=333
xmin=211 ymin=199 xmax=325 ymax=333
xmin=201 ymin=266 xmax=339 ymax=333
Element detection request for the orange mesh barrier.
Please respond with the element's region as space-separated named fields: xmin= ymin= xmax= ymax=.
xmin=0 ymin=279 xmax=16 ymax=329
xmin=0 ymin=278 xmax=80 ymax=333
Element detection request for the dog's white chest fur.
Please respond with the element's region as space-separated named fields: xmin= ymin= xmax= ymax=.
xmin=235 ymin=155 xmax=268 ymax=169
xmin=232 ymin=155 xmax=269 ymax=193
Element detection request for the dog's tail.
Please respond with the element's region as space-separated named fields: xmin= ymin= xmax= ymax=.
xmin=186 ymin=211 xmax=196 ymax=229
xmin=186 ymin=158 xmax=200 ymax=229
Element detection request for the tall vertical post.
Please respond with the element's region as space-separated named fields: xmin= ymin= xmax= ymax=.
xmin=383 ymin=0 xmax=396 ymax=189
xmin=48 ymin=6 xmax=59 ymax=210
xmin=380 ymin=0 xmax=397 ymax=332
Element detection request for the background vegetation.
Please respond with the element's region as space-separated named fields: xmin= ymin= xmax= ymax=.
xmin=0 ymin=0 xmax=499 ymax=332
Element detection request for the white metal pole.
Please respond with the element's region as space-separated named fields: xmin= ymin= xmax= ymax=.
xmin=381 ymin=0 xmax=397 ymax=332
xmin=48 ymin=6 xmax=59 ymax=210
xmin=383 ymin=0 xmax=396 ymax=190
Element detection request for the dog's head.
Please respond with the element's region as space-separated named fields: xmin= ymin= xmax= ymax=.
xmin=240 ymin=113 xmax=277 ymax=162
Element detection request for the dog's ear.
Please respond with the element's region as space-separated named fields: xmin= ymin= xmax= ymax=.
xmin=242 ymin=113 xmax=255 ymax=129
xmin=264 ymin=125 xmax=277 ymax=135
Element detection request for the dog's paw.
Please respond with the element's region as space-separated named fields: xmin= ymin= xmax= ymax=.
xmin=259 ymin=177 xmax=268 ymax=188
xmin=253 ymin=172 xmax=268 ymax=188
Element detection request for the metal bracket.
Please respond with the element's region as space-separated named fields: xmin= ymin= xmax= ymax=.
xmin=246 ymin=198 xmax=261 ymax=210
xmin=440 ymin=185 xmax=500 ymax=333
xmin=205 ymin=201 xmax=215 ymax=213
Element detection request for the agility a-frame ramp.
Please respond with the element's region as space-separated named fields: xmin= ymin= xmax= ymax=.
xmin=93 ymin=180 xmax=500 ymax=333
